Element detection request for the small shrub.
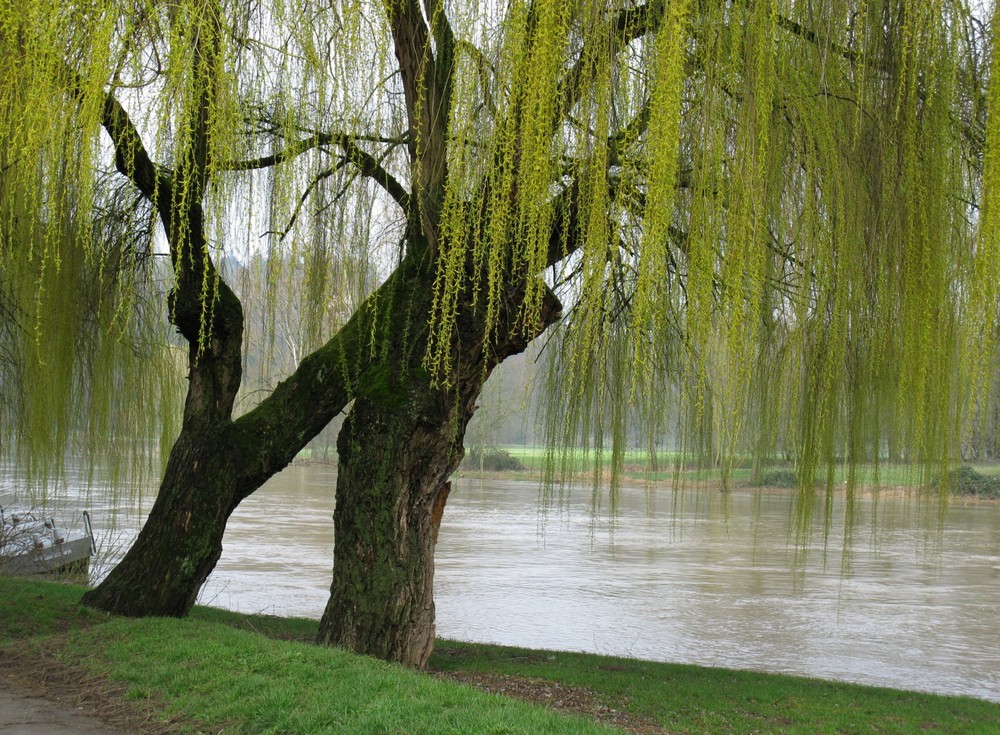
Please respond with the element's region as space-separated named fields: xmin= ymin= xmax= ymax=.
xmin=935 ymin=465 xmax=1000 ymax=499
xmin=749 ymin=469 xmax=799 ymax=488
xmin=462 ymin=447 xmax=525 ymax=472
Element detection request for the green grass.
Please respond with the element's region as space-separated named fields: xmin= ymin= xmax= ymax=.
xmin=431 ymin=641 xmax=1000 ymax=735
xmin=57 ymin=618 xmax=615 ymax=734
xmin=2 ymin=577 xmax=998 ymax=734
xmin=467 ymin=446 xmax=999 ymax=492
xmin=1 ymin=578 xmax=617 ymax=735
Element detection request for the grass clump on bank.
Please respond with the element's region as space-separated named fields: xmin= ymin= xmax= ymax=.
xmin=937 ymin=465 xmax=1000 ymax=499
xmin=462 ymin=447 xmax=526 ymax=471
xmin=748 ymin=469 xmax=799 ymax=488
xmin=460 ymin=445 xmax=965 ymax=490
xmin=1 ymin=577 xmax=998 ymax=734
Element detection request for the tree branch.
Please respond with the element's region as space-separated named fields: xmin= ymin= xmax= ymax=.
xmin=339 ymin=138 xmax=412 ymax=211
xmin=423 ymin=0 xmax=456 ymax=119
xmin=231 ymin=167 xmax=584 ymax=495
xmin=264 ymin=163 xmax=347 ymax=240
xmin=98 ymin=91 xmax=175 ymax=228
xmin=559 ymin=0 xmax=666 ymax=118
xmin=230 ymin=250 xmax=430 ymax=496
xmin=223 ymin=131 xmax=407 ymax=171
xmin=773 ymin=11 xmax=860 ymax=64
xmin=223 ymin=130 xmax=412 ymax=212
xmin=384 ymin=0 xmax=449 ymax=249
xmin=90 ymin=4 xmax=245 ymax=429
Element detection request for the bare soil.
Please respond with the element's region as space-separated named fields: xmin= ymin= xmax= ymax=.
xmin=0 ymin=642 xmax=198 ymax=735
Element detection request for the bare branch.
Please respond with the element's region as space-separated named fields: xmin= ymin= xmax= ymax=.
xmin=263 ymin=163 xmax=344 ymax=241
xmin=559 ymin=1 xmax=666 ymax=118
xmin=384 ymin=0 xmax=449 ymax=247
xmin=338 ymin=138 xmax=412 ymax=211
xmin=223 ymin=131 xmax=407 ymax=171
xmin=774 ymin=11 xmax=860 ymax=64
xmin=222 ymin=129 xmax=411 ymax=212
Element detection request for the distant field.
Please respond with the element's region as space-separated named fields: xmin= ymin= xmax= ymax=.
xmin=464 ymin=445 xmax=1000 ymax=491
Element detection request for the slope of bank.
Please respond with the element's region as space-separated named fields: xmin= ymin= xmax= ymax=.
xmin=0 ymin=577 xmax=996 ymax=734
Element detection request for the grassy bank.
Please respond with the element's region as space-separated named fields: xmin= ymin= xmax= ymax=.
xmin=459 ymin=446 xmax=1000 ymax=494
xmin=1 ymin=578 xmax=997 ymax=734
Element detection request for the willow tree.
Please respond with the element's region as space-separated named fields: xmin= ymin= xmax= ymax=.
xmin=1 ymin=0 xmax=995 ymax=668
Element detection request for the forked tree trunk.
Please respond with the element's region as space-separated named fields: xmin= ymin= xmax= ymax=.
xmin=317 ymin=288 xmax=561 ymax=668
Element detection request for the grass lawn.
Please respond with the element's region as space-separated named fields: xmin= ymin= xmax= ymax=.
xmin=1 ymin=577 xmax=998 ymax=734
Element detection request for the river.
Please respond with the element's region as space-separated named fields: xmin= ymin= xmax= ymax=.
xmin=3 ymin=464 xmax=999 ymax=702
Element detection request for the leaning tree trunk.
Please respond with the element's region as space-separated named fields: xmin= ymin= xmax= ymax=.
xmin=317 ymin=286 xmax=561 ymax=668
xmin=81 ymin=430 xmax=241 ymax=615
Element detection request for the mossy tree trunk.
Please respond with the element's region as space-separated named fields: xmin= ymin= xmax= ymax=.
xmin=83 ymin=0 xmax=575 ymax=646
xmin=317 ymin=282 xmax=561 ymax=669
xmin=80 ymin=246 xmax=441 ymax=616
xmin=318 ymin=394 xmax=457 ymax=668
xmin=81 ymin=31 xmax=256 ymax=614
xmin=81 ymin=430 xmax=242 ymax=615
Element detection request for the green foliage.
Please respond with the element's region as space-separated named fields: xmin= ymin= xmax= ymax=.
xmin=0 ymin=0 xmax=997 ymax=534
xmin=462 ymin=447 xmax=525 ymax=472
xmin=936 ymin=465 xmax=1000 ymax=499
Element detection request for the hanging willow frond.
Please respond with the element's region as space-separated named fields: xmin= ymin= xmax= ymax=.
xmin=0 ymin=0 xmax=994 ymax=531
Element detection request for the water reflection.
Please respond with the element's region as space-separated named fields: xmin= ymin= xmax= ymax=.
xmin=3 ymin=466 xmax=999 ymax=701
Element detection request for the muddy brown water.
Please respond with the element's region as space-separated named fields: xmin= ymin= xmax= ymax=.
xmin=5 ymin=464 xmax=1000 ymax=701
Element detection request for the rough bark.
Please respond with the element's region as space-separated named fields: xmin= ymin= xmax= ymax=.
xmin=317 ymin=277 xmax=561 ymax=668
xmin=82 ymin=227 xmax=249 ymax=615
xmin=80 ymin=430 xmax=241 ymax=615
xmin=317 ymin=394 xmax=456 ymax=667
xmin=80 ymin=0 xmax=582 ymax=631
xmin=80 ymin=255 xmax=424 ymax=616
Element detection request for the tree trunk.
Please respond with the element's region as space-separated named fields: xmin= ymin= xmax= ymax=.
xmin=317 ymin=285 xmax=561 ymax=668
xmin=317 ymin=393 xmax=459 ymax=668
xmin=80 ymin=33 xmax=581 ymax=631
xmin=81 ymin=430 xmax=240 ymax=615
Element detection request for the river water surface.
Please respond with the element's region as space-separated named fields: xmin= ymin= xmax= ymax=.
xmin=4 ymin=464 xmax=999 ymax=702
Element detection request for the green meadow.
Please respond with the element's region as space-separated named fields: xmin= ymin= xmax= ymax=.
xmin=1 ymin=577 xmax=997 ymax=734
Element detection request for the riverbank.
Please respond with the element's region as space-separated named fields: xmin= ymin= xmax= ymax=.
xmin=455 ymin=450 xmax=1000 ymax=504
xmin=1 ymin=578 xmax=996 ymax=734
xmin=295 ymin=446 xmax=1000 ymax=503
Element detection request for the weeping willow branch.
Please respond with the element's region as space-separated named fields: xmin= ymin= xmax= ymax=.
xmin=559 ymin=0 xmax=666 ymax=115
xmin=98 ymin=90 xmax=173 ymax=221
xmin=265 ymin=146 xmax=412 ymax=241
xmin=338 ymin=138 xmax=412 ymax=211
xmin=223 ymin=130 xmax=407 ymax=169
xmin=385 ymin=0 xmax=449 ymax=249
xmin=771 ymin=9 xmax=860 ymax=64
xmin=86 ymin=2 xmax=244 ymax=427
xmin=264 ymin=162 xmax=347 ymax=240
xmin=225 ymin=126 xmax=411 ymax=210
xmin=230 ymin=171 xmax=583 ymax=494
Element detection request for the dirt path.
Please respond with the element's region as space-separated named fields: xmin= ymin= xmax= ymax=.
xmin=0 ymin=678 xmax=133 ymax=735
